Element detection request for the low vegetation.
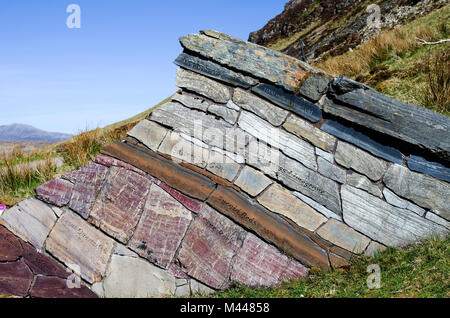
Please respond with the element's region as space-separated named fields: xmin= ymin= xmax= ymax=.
xmin=211 ymin=237 xmax=449 ymax=298
xmin=316 ymin=4 xmax=450 ymax=115
xmin=0 ymin=156 xmax=57 ymax=207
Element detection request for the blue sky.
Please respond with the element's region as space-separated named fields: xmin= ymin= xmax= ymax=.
xmin=0 ymin=0 xmax=287 ymax=134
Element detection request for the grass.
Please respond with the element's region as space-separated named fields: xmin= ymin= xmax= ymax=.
xmin=315 ymin=4 xmax=450 ymax=115
xmin=0 ymin=96 xmax=171 ymax=207
xmin=210 ymin=237 xmax=449 ymax=298
xmin=0 ymin=157 xmax=57 ymax=207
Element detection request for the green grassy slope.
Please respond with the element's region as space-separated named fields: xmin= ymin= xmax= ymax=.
xmin=210 ymin=237 xmax=449 ymax=298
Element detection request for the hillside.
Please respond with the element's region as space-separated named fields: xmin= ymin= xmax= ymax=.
xmin=249 ymin=0 xmax=447 ymax=62
xmin=0 ymin=123 xmax=72 ymax=142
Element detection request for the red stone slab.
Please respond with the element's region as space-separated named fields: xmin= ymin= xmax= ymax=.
xmin=0 ymin=260 xmax=34 ymax=297
xmin=129 ymin=184 xmax=193 ymax=268
xmin=35 ymin=178 xmax=74 ymax=207
xmin=101 ymin=142 xmax=216 ymax=201
xmin=68 ymin=162 xmax=109 ymax=219
xmin=21 ymin=241 xmax=69 ymax=278
xmin=207 ymin=185 xmax=330 ymax=270
xmin=153 ymin=179 xmax=202 ymax=214
xmin=0 ymin=226 xmax=22 ymax=262
xmin=30 ymin=276 xmax=98 ymax=298
xmin=89 ymin=167 xmax=151 ymax=243
xmin=231 ymin=233 xmax=308 ymax=287
xmin=177 ymin=205 xmax=246 ymax=289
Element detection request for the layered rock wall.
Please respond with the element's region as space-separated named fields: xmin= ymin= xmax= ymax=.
xmin=1 ymin=30 xmax=448 ymax=298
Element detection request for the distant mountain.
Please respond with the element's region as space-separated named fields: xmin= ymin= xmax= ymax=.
xmin=0 ymin=124 xmax=72 ymax=142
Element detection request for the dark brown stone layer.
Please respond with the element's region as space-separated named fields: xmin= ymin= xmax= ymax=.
xmin=101 ymin=142 xmax=216 ymax=201
xmin=207 ymin=185 xmax=330 ymax=270
xmin=30 ymin=276 xmax=98 ymax=298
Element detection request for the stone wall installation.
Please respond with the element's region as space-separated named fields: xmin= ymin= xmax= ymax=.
xmin=1 ymin=30 xmax=448 ymax=298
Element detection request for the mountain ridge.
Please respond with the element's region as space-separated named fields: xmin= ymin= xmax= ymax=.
xmin=0 ymin=123 xmax=72 ymax=142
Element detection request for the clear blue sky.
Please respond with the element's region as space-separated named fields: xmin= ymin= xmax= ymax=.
xmin=0 ymin=0 xmax=287 ymax=134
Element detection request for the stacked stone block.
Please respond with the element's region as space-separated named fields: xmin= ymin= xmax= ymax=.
xmin=1 ymin=30 xmax=448 ymax=298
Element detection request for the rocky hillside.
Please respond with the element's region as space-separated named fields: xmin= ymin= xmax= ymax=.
xmin=249 ymin=0 xmax=447 ymax=62
xmin=0 ymin=124 xmax=72 ymax=142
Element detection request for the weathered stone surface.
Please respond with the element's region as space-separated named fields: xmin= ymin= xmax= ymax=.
xmin=342 ymin=185 xmax=449 ymax=247
xmin=0 ymin=260 xmax=33 ymax=297
xmin=252 ymin=84 xmax=322 ymax=122
xmin=0 ymin=226 xmax=22 ymax=261
xmin=158 ymin=131 xmax=209 ymax=168
xmin=152 ymin=179 xmax=202 ymax=214
xmin=69 ymin=162 xmax=108 ymax=219
xmin=113 ymin=243 xmax=139 ymax=258
xmin=231 ymin=233 xmax=308 ymax=287
xmin=103 ymin=255 xmax=176 ymax=298
xmin=127 ymin=119 xmax=169 ymax=152
xmin=172 ymin=91 xmax=210 ymax=112
xmin=335 ymin=141 xmax=389 ymax=181
xmin=278 ymin=155 xmax=341 ymax=214
xmin=176 ymin=68 xmax=230 ymax=104
xmin=0 ymin=198 xmax=57 ymax=250
xmin=149 ymin=102 xmax=233 ymax=146
xmin=21 ymin=241 xmax=69 ymax=278
xmin=425 ymin=212 xmax=450 ymax=230
xmin=207 ymin=185 xmax=330 ymax=269
xmin=91 ymin=282 xmax=105 ymax=298
xmin=35 ymin=178 xmax=73 ymax=207
xmin=233 ymin=88 xmax=288 ymax=126
xmin=190 ymin=279 xmax=215 ymax=295
xmin=93 ymin=154 xmax=146 ymax=176
xmin=364 ymin=241 xmax=387 ymax=257
xmin=298 ymin=72 xmax=330 ymax=101
xmin=129 ymin=184 xmax=192 ymax=269
xmin=258 ymin=184 xmax=326 ymax=231
xmin=293 ymin=192 xmax=342 ymax=220
xmin=178 ymin=204 xmax=246 ymax=289
xmin=208 ymin=103 xmax=239 ymax=125
xmin=101 ymin=142 xmax=216 ymax=201
xmin=226 ymin=100 xmax=240 ymax=111
xmin=329 ymin=253 xmax=350 ymax=268
xmin=328 ymin=76 xmax=450 ymax=163
xmin=407 ymin=155 xmax=450 ymax=183
xmin=317 ymin=219 xmax=370 ymax=254
xmin=46 ymin=211 xmax=115 ymax=284
xmin=180 ymin=31 xmax=330 ymax=94
xmin=89 ymin=167 xmax=151 ymax=243
xmin=174 ymin=53 xmax=258 ymax=89
xmin=30 ymin=276 xmax=98 ymax=298
xmin=235 ymin=166 xmax=272 ymax=197
xmin=284 ymin=115 xmax=336 ymax=152
xmin=245 ymin=139 xmax=280 ymax=178
xmin=206 ymin=151 xmax=241 ymax=182
xmin=383 ymin=164 xmax=450 ymax=221
xmin=321 ymin=120 xmax=403 ymax=164
xmin=382 ymin=188 xmax=425 ymax=216
xmin=175 ymin=279 xmax=191 ymax=297
xmin=316 ymin=147 xmax=334 ymax=163
xmin=211 ymin=146 xmax=245 ymax=164
xmin=239 ymin=111 xmax=317 ymax=170
xmin=317 ymin=157 xmax=346 ymax=184
xmin=346 ymin=172 xmax=382 ymax=198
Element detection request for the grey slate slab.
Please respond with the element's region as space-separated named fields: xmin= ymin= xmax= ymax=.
xmin=174 ymin=53 xmax=258 ymax=89
xmin=407 ymin=155 xmax=450 ymax=183
xmin=328 ymin=76 xmax=450 ymax=163
xmin=321 ymin=120 xmax=403 ymax=164
xmin=252 ymin=84 xmax=322 ymax=123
